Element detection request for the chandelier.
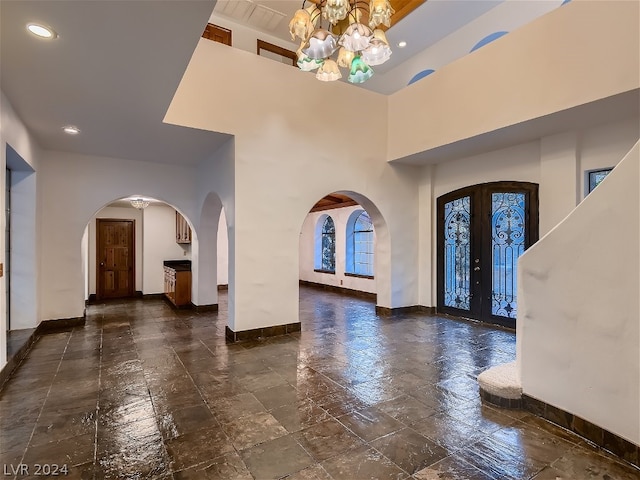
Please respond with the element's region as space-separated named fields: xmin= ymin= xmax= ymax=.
xmin=289 ymin=0 xmax=394 ymax=83
xmin=130 ymin=198 xmax=150 ymax=209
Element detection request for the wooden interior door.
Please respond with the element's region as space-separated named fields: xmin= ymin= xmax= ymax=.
xmin=97 ymin=219 xmax=134 ymax=300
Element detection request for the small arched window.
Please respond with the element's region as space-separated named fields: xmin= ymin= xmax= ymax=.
xmin=346 ymin=210 xmax=374 ymax=277
xmin=315 ymin=216 xmax=336 ymax=272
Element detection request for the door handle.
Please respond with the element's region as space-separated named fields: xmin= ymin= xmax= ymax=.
xmin=474 ymin=266 xmax=480 ymax=271
xmin=100 ymin=262 xmax=105 ymax=267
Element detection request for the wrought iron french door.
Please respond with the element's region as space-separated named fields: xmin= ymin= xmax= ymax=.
xmin=437 ymin=182 xmax=539 ymax=328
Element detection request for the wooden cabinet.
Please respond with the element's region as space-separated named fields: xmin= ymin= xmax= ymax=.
xmin=164 ymin=262 xmax=191 ymax=308
xmin=176 ymin=211 xmax=191 ymax=244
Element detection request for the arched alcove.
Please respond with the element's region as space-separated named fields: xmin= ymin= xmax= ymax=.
xmin=194 ymin=191 xmax=230 ymax=317
xmin=298 ymin=191 xmax=391 ymax=309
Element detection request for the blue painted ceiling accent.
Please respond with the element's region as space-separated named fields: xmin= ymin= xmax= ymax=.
xmin=470 ymin=31 xmax=509 ymax=53
xmin=408 ymin=69 xmax=435 ymax=86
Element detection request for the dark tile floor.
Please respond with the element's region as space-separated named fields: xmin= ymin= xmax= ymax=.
xmin=1 ymin=288 xmax=638 ymax=479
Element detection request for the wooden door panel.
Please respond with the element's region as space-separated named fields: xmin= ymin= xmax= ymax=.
xmin=104 ymin=271 xmax=115 ymax=291
xmin=97 ymin=219 xmax=134 ymax=299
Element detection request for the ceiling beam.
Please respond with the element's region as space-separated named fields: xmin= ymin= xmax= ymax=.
xmin=310 ymin=199 xmax=359 ymax=212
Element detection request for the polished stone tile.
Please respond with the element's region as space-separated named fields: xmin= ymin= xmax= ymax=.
xmin=23 ymin=432 xmax=95 ymax=468
xmin=173 ymin=452 xmax=253 ymax=479
xmin=456 ymin=435 xmax=542 ymax=479
xmin=269 ymin=397 xmax=331 ymax=433
xmin=208 ymin=392 xmax=266 ymax=424
xmin=283 ymin=463 xmax=333 ymax=480
xmin=157 ymin=404 xmax=218 ymax=440
xmin=410 ymin=412 xmax=484 ymax=451
xmin=448 ymin=402 xmax=519 ymax=434
xmin=337 ymin=406 xmax=404 ymax=441
xmin=240 ymin=434 xmax=314 ymax=478
xmin=313 ymin=388 xmax=371 ymax=417
xmin=1 ymin=290 xmax=636 ymax=479
xmin=551 ymin=445 xmax=640 ymax=480
xmin=165 ymin=425 xmax=234 ymax=471
xmin=413 ymin=455 xmax=495 ymax=480
xmin=252 ymin=383 xmax=299 ymax=411
xmin=376 ymin=394 xmax=437 ymax=425
xmin=371 ymin=427 xmax=449 ymax=474
xmin=490 ymin=419 xmax=575 ymax=468
xmin=222 ymin=411 xmax=288 ymax=450
xmin=530 ymin=466 xmax=576 ymax=479
xmin=31 ymin=410 xmax=97 ymax=446
xmin=294 ymin=418 xmax=364 ymax=462
xmin=96 ymin=435 xmax=169 ymax=479
xmin=321 ymin=445 xmax=408 ymax=479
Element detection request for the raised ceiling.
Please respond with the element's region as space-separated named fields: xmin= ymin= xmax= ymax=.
xmin=0 ymin=0 xmax=228 ymax=166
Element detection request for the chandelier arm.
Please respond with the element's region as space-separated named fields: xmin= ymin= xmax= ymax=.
xmin=311 ymin=9 xmax=323 ymax=27
xmin=351 ymin=1 xmax=370 ymax=14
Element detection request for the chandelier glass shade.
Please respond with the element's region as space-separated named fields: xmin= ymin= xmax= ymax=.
xmin=130 ymin=198 xmax=150 ymax=209
xmin=289 ymin=0 xmax=394 ymax=83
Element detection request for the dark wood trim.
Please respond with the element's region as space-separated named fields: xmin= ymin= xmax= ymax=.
xmin=300 ymin=280 xmax=376 ymax=300
xmin=375 ymin=305 xmax=436 ymax=316
xmin=310 ymin=200 xmax=359 ymax=212
xmin=225 ymin=322 xmax=301 ymax=343
xmin=257 ymin=39 xmax=296 ymax=66
xmin=522 ymin=395 xmax=639 ymax=468
xmin=313 ymin=269 xmax=336 ymax=275
xmin=344 ymin=272 xmax=375 ymax=280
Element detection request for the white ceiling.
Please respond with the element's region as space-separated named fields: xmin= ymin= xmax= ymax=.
xmin=1 ymin=0 xmax=228 ymax=166
xmin=1 ymin=0 xmax=567 ymax=167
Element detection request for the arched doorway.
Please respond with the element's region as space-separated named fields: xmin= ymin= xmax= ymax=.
xmin=84 ymin=196 xmax=197 ymax=302
xmin=436 ymin=182 xmax=539 ymax=327
xmin=298 ymin=191 xmax=390 ymax=308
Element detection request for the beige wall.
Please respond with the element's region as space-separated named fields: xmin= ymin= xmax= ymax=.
xmin=388 ymin=0 xmax=640 ymax=162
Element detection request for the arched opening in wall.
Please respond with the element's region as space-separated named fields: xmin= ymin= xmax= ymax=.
xmin=299 ymin=192 xmax=390 ymax=309
xmin=196 ymin=192 xmax=230 ymax=317
xmin=84 ymin=195 xmax=198 ymax=306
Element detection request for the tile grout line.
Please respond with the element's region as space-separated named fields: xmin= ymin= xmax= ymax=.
xmin=167 ymin=335 xmax=239 ymax=474
xmin=15 ymin=330 xmax=74 ymax=480
xmin=92 ymin=314 xmax=104 ymax=480
xmin=126 ymin=318 xmax=175 ymax=478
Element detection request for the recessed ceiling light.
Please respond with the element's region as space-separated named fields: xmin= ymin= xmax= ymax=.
xmin=398 ymin=41 xmax=407 ymax=48
xmin=63 ymin=125 xmax=80 ymax=135
xmin=27 ymin=23 xmax=57 ymax=39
